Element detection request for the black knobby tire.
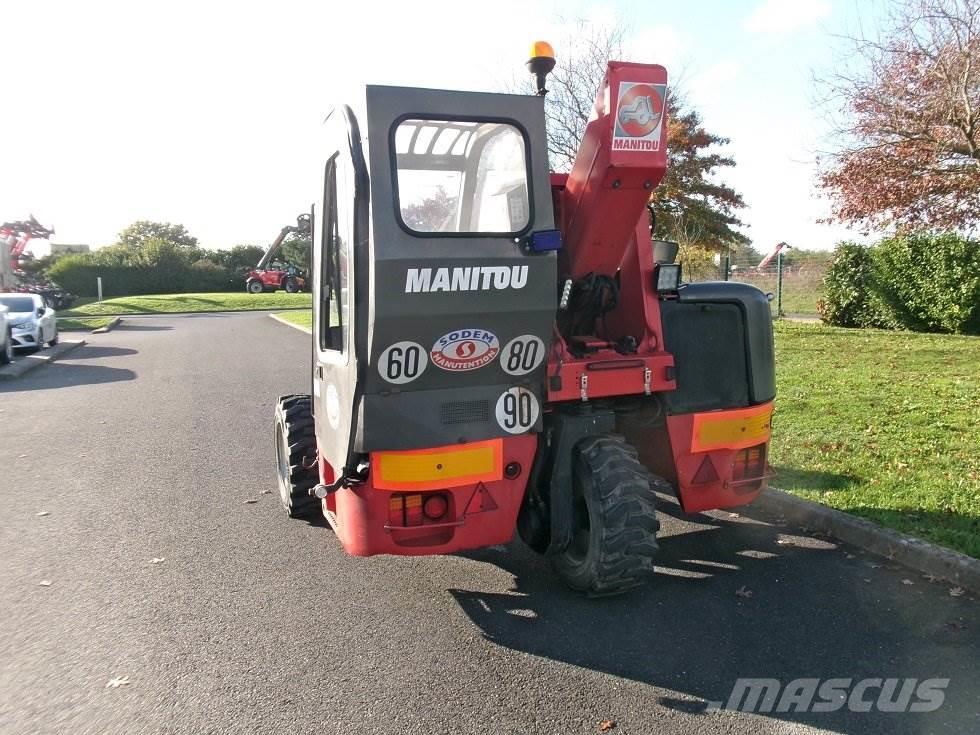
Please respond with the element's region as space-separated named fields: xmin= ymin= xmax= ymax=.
xmin=247 ymin=280 xmax=264 ymax=294
xmin=274 ymin=394 xmax=320 ymax=519
xmin=552 ymin=434 xmax=666 ymax=596
xmin=284 ymin=278 xmax=300 ymax=294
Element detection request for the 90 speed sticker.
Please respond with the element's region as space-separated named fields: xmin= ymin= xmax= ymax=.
xmin=378 ymin=341 xmax=427 ymax=384
xmin=495 ymin=387 xmax=540 ymax=434
xmin=431 ymin=328 xmax=500 ymax=372
xmin=500 ymin=334 xmax=545 ymax=376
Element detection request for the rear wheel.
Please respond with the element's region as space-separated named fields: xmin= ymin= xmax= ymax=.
xmin=48 ymin=328 xmax=59 ymax=347
xmin=552 ymin=434 xmax=665 ymax=596
xmin=247 ymin=279 xmax=264 ymax=294
xmin=274 ymin=394 xmax=320 ymax=519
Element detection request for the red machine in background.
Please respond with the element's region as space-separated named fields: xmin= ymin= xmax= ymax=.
xmin=0 ymin=216 xmax=74 ymax=308
xmin=1 ymin=216 xmax=55 ymax=289
xmin=245 ymin=213 xmax=311 ymax=294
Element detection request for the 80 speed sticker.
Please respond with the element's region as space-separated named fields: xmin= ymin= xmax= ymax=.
xmin=378 ymin=341 xmax=428 ymax=384
xmin=495 ymin=387 xmax=540 ymax=434
xmin=500 ymin=334 xmax=545 ymax=376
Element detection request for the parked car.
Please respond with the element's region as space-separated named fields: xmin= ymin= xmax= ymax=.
xmin=0 ymin=293 xmax=58 ymax=351
xmin=0 ymin=303 xmax=12 ymax=364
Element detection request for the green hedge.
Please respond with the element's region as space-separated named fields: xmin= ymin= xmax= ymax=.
xmin=49 ymin=255 xmax=240 ymax=297
xmin=820 ymin=234 xmax=980 ymax=334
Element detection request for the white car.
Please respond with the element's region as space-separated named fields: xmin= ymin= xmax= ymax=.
xmin=0 ymin=293 xmax=58 ymax=351
xmin=0 ymin=303 xmax=12 ymax=364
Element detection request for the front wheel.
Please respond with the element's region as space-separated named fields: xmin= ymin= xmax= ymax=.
xmin=48 ymin=329 xmax=59 ymax=347
xmin=284 ymin=278 xmax=300 ymax=294
xmin=274 ymin=394 xmax=320 ymax=519
xmin=552 ymin=434 xmax=665 ymax=596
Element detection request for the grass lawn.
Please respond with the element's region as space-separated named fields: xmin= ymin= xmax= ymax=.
xmin=64 ymin=292 xmax=312 ymax=316
xmin=773 ymin=322 xmax=980 ymax=558
xmin=733 ymin=272 xmax=824 ymax=317
xmin=274 ymin=310 xmax=312 ymax=330
xmin=58 ymin=316 xmax=116 ymax=331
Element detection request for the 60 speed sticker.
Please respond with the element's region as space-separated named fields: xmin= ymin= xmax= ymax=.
xmin=431 ymin=328 xmax=500 ymax=372
xmin=495 ymin=387 xmax=540 ymax=434
xmin=379 ymin=341 xmax=427 ymax=384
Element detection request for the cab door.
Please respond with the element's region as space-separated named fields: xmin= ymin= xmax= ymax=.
xmin=312 ymin=105 xmax=369 ymax=480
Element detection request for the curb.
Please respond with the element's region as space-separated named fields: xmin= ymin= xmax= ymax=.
xmin=92 ymin=316 xmax=122 ymax=334
xmin=0 ymin=339 xmax=87 ymax=381
xmin=757 ymin=488 xmax=980 ymax=594
xmin=58 ymin=306 xmax=310 ymax=319
xmin=268 ymin=313 xmax=312 ymax=334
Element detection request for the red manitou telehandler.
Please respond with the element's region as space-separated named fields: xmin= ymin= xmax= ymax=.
xmin=245 ymin=213 xmax=312 ymax=293
xmin=274 ymin=43 xmax=776 ymax=595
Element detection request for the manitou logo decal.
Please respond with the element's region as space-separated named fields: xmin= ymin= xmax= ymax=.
xmin=613 ymin=82 xmax=667 ymax=152
xmin=404 ymin=266 xmax=529 ymax=293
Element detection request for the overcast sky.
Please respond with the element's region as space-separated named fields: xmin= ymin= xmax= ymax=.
xmin=2 ymin=0 xmax=879 ymax=251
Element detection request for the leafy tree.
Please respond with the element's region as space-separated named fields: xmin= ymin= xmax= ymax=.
xmin=279 ymin=235 xmax=312 ymax=272
xmin=818 ymin=0 xmax=980 ymax=229
xmin=652 ymin=95 xmax=748 ymax=248
xmin=401 ymin=186 xmax=459 ymax=232
xmin=205 ymin=244 xmax=266 ymax=272
xmin=117 ymin=221 xmax=199 ymax=252
xmin=529 ymin=20 xmax=748 ymax=249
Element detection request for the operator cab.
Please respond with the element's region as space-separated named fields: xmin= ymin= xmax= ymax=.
xmin=311 ymin=86 xmax=556 ymax=489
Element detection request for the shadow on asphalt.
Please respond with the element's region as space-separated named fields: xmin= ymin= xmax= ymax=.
xmin=113 ymin=323 xmax=174 ymax=332
xmin=61 ymin=345 xmax=139 ymax=360
xmin=0 ymin=362 xmax=136 ymax=392
xmin=0 ymin=344 xmax=138 ymax=392
xmin=450 ymin=495 xmax=975 ymax=734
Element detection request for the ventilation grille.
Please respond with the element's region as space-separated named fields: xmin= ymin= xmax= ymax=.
xmin=440 ymin=400 xmax=490 ymax=425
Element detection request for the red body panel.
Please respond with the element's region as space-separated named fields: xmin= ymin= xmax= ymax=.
xmin=321 ymin=436 xmax=537 ymax=556
xmin=665 ymin=403 xmax=775 ymax=513
xmin=560 ymin=62 xmax=668 ymax=278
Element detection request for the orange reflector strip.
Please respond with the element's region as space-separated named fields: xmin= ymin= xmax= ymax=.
xmin=372 ymin=439 xmax=503 ymax=491
xmin=691 ymin=404 xmax=773 ymax=452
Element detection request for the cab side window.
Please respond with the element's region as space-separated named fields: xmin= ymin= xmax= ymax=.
xmin=319 ymin=155 xmax=348 ymax=353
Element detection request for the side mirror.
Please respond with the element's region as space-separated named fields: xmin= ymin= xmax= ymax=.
xmin=37 ymin=308 xmax=45 ymax=318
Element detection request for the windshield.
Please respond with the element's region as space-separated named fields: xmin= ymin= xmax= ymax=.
xmin=394 ymin=119 xmax=530 ymax=235
xmin=0 ymin=296 xmax=36 ymax=312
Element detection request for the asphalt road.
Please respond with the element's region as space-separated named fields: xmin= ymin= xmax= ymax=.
xmin=0 ymin=312 xmax=976 ymax=735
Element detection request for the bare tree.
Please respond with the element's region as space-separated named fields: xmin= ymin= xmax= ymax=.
xmin=540 ymin=20 xmax=628 ymax=171
xmin=819 ymin=0 xmax=980 ymax=230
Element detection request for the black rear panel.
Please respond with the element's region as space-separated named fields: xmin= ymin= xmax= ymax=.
xmin=660 ymin=281 xmax=776 ymax=414
xmin=661 ymin=302 xmax=749 ymax=413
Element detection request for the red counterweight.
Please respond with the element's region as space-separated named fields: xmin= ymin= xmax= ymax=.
xmin=559 ymin=62 xmax=669 ymax=278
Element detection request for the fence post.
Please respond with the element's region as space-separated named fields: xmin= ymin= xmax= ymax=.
xmin=722 ymin=250 xmax=730 ymax=281
xmin=97 ymin=276 xmax=103 ymax=303
xmin=776 ymin=251 xmax=784 ymax=317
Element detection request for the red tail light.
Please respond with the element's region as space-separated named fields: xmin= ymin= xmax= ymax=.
xmin=387 ymin=492 xmax=452 ymax=527
xmin=732 ymin=444 xmax=767 ymax=482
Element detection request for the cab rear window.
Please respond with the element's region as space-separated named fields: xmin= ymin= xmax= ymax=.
xmin=393 ymin=119 xmax=530 ymax=236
